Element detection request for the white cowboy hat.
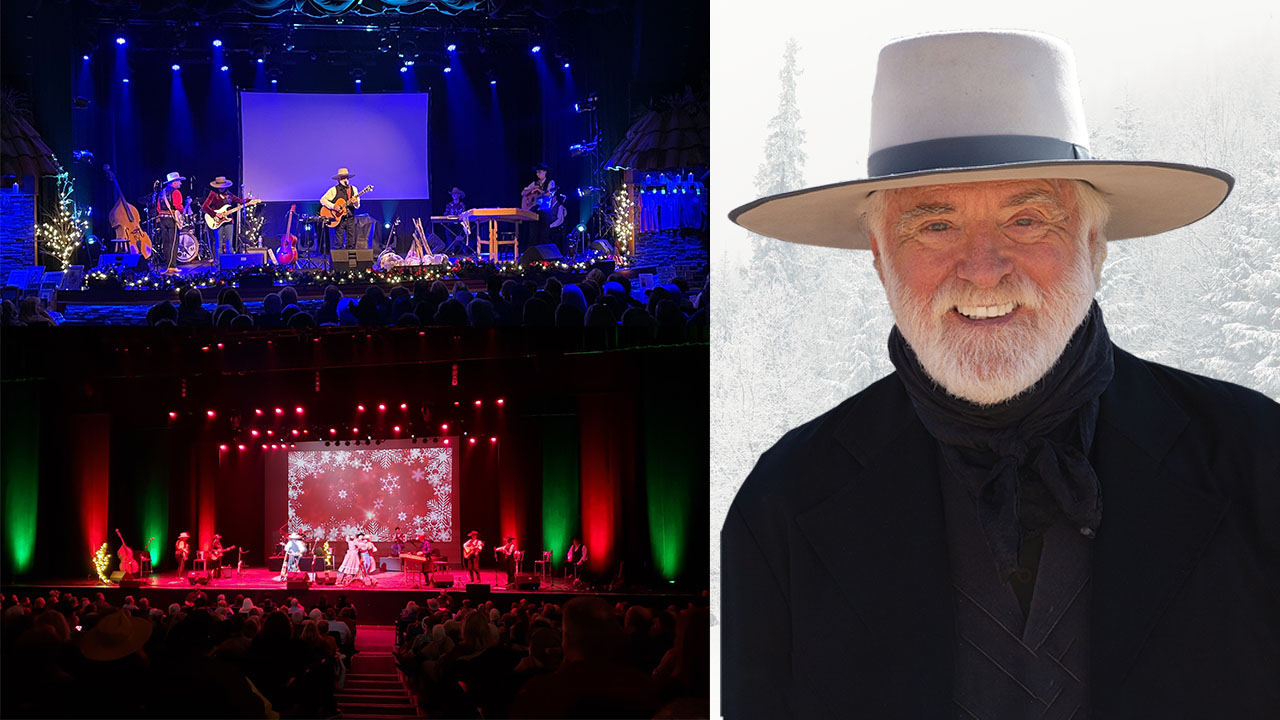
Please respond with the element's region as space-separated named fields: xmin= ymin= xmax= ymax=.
xmin=79 ymin=610 xmax=153 ymax=661
xmin=332 ymin=168 xmax=355 ymax=180
xmin=730 ymin=30 xmax=1233 ymax=250
xmin=165 ymin=171 xmax=186 ymax=184
xmin=178 ymin=532 xmax=190 ymax=538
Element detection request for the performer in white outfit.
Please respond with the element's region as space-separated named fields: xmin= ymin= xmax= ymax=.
xmin=279 ymin=533 xmax=306 ymax=580
xmin=338 ymin=534 xmax=361 ymax=584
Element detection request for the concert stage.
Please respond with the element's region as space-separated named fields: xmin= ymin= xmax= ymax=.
xmin=4 ymin=567 xmax=699 ymax=625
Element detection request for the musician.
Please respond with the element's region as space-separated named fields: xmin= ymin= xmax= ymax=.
xmin=521 ymin=164 xmax=556 ymax=247
xmin=174 ymin=531 xmax=191 ymax=578
xmin=156 ymin=172 xmax=186 ymax=275
xmin=445 ymin=187 xmax=467 ymax=216
xmin=209 ymin=534 xmax=225 ymax=579
xmin=463 ymin=530 xmax=484 ymax=582
xmin=320 ymin=168 xmax=361 ymax=250
xmin=201 ymin=177 xmax=244 ymax=256
xmin=280 ymin=533 xmax=306 ymax=579
xmin=496 ymin=536 xmax=518 ymax=586
xmin=338 ymin=534 xmax=361 ymax=583
xmin=390 ymin=527 xmax=406 ymax=557
xmin=566 ymin=537 xmax=588 ymax=580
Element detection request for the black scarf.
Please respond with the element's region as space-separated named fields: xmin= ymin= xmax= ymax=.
xmin=889 ymin=301 xmax=1114 ymax=581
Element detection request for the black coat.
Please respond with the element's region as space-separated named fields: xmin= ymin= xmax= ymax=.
xmin=722 ymin=347 xmax=1280 ymax=718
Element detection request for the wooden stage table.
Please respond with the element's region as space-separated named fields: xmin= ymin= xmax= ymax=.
xmin=460 ymin=207 xmax=538 ymax=261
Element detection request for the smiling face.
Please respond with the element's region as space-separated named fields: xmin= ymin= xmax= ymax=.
xmin=869 ymin=179 xmax=1105 ymax=405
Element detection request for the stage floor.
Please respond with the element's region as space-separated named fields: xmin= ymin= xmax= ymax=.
xmin=4 ymin=567 xmax=699 ymax=623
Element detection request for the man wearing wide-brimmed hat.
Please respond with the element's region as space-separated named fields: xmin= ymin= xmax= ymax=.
xmin=320 ymin=168 xmax=363 ymax=251
xmin=201 ymin=176 xmax=245 ymax=257
xmin=463 ymin=530 xmax=484 ymax=583
xmin=174 ymin=531 xmax=191 ymax=578
xmin=156 ymin=171 xmax=187 ymax=275
xmin=721 ymin=30 xmax=1279 ymax=718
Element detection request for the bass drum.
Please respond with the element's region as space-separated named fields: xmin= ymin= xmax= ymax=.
xmin=176 ymin=230 xmax=200 ymax=263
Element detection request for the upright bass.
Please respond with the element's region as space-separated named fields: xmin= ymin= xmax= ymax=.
xmin=104 ymin=165 xmax=153 ymax=258
xmin=115 ymin=528 xmax=139 ymax=577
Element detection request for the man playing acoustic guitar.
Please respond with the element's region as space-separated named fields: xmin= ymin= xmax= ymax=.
xmin=320 ymin=168 xmax=367 ymax=251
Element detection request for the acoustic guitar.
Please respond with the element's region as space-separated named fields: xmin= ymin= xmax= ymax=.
xmin=319 ymin=185 xmax=373 ymax=228
xmin=277 ymin=204 xmax=298 ymax=265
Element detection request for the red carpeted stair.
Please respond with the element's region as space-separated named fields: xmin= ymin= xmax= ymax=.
xmin=336 ymin=626 xmax=418 ymax=718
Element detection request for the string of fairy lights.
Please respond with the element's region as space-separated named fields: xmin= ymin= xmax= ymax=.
xmin=35 ymin=173 xmax=92 ymax=269
xmin=612 ymin=186 xmax=635 ymax=256
xmin=93 ymin=543 xmax=111 ymax=583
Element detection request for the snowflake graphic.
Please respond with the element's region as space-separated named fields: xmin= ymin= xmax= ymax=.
xmin=380 ymin=473 xmax=401 ymax=494
xmin=371 ymin=449 xmax=403 ymax=468
xmin=337 ymin=489 xmax=347 ymax=499
xmin=398 ymin=511 xmax=407 ymax=521
xmin=373 ymin=498 xmax=384 ymax=510
xmin=412 ymin=468 xmax=425 ymax=482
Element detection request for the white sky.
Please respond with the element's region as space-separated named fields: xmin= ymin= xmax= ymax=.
xmin=711 ymin=0 xmax=1280 ymax=259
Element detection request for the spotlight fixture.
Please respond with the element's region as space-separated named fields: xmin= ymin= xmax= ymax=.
xmin=116 ymin=37 xmax=127 ymax=45
xmin=271 ymin=79 xmax=278 ymax=85
xmin=219 ymin=444 xmax=228 ymax=451
xmin=83 ymin=54 xmax=90 ymax=60
xmin=563 ymin=62 xmax=570 ymax=69
xmin=212 ymin=39 xmax=223 ymax=47
xmin=443 ymin=67 xmax=452 ymax=74
xmin=171 ymin=64 xmax=181 ymax=71
xmin=169 ymin=411 xmax=177 ymax=418
xmin=399 ymin=67 xmax=408 ymax=73
xmin=207 ymin=410 xmax=216 ymax=418
xmin=397 ymin=39 xmax=417 ymax=59
xmin=220 ymin=65 xmax=229 ymax=72
xmin=257 ymin=58 xmax=264 ymax=64
xmin=404 ymin=59 xmax=414 ymax=66
xmin=446 ymin=43 xmax=456 ymax=51
xmin=400 ymin=403 xmax=407 ymax=410
xmin=530 ymin=44 xmax=541 ymax=54
xmin=489 ymin=79 xmax=497 ymax=86
xmin=378 ymin=403 xmax=386 ymax=411
xmin=122 ymin=78 xmax=130 ymax=84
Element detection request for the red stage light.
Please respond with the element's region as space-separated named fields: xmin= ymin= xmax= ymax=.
xmin=444 ymin=439 xmax=450 ymax=445
xmin=469 ymin=438 xmax=476 ymax=444
xmin=291 ymin=429 xmax=299 ymax=436
xmin=274 ymin=407 xmax=283 ymax=415
xmin=400 ymin=403 xmax=407 ymax=410
xmin=330 ymin=428 xmax=337 ymax=435
xmin=497 ymin=399 xmax=504 ymax=405
xmin=219 ymin=444 xmax=228 ymax=451
xmin=393 ymin=426 xmax=401 ymax=433
xmin=295 ymin=407 xmax=304 ymax=414
xmin=217 ymin=343 xmax=224 ymax=349
xmin=251 ymin=430 xmax=260 ymax=437
xmin=352 ymin=427 xmax=359 ymax=434
xmin=290 ymin=444 xmax=296 ymax=448
xmin=262 ymin=444 xmax=267 ymax=450
xmin=474 ymin=400 xmax=482 ymax=406
xmin=201 ymin=346 xmax=210 ymax=352
xmin=169 ymin=412 xmax=177 ymax=419
xmin=271 ymin=444 xmax=278 ymax=449
xmin=255 ymin=409 xmax=263 ymax=416
xmin=303 ymin=429 xmax=309 ymax=434
xmin=378 ymin=403 xmax=386 ymax=412
xmin=237 ymin=444 xmax=245 ymax=451
xmin=357 ymin=405 xmax=365 ymax=412
xmin=207 ymin=410 xmax=216 ymax=418
xmin=266 ymin=430 xmax=274 ymax=436
xmin=441 ymin=423 xmax=449 ymax=431
xmin=490 ymin=437 xmax=497 ymax=443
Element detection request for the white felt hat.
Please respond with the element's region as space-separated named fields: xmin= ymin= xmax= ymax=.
xmin=730 ymin=30 xmax=1233 ymax=249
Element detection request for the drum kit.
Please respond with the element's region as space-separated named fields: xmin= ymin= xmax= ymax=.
xmin=135 ymin=193 xmax=211 ymax=266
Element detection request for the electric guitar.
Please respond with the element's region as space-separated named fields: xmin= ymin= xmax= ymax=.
xmin=204 ymin=198 xmax=263 ymax=229
xmin=319 ymin=185 xmax=373 ymax=227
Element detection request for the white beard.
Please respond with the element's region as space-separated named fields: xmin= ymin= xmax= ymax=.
xmin=881 ymin=248 xmax=1098 ymax=406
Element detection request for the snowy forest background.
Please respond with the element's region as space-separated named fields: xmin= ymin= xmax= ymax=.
xmin=709 ymin=3 xmax=1280 ymax=664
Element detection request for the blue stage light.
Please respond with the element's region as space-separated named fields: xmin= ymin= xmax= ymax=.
xmin=576 ymin=224 xmax=586 ymax=233
xmin=384 ymin=223 xmax=391 ymax=229
xmin=116 ymin=37 xmax=126 ymax=45
xmin=443 ymin=67 xmax=452 ymax=74
xmin=221 ymin=65 xmax=229 ymax=72
xmin=404 ymin=60 xmax=414 ymax=66
xmin=531 ymin=45 xmax=541 ymax=54
xmin=563 ymin=62 xmax=570 ymax=69
xmin=83 ymin=54 xmax=90 ymax=60
xmin=212 ymin=39 xmax=223 ymax=47
xmin=355 ymin=79 xmax=362 ymax=85
xmin=123 ymin=78 xmax=130 ymax=84
xmin=271 ymin=79 xmax=278 ymax=85
xmin=399 ymin=66 xmax=407 ymax=73
xmin=447 ymin=43 xmax=457 ymax=51
xmin=489 ymin=79 xmax=497 ymax=86
xmin=171 ymin=64 xmax=180 ymax=71
xmin=86 ymin=237 xmax=96 ymax=245
xmin=257 ymin=58 xmax=264 ymax=64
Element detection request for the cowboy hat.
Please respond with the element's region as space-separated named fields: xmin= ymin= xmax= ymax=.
xmin=178 ymin=532 xmax=190 ymax=538
xmin=332 ymin=168 xmax=355 ymax=180
xmin=79 ymin=610 xmax=153 ymax=661
xmin=209 ymin=176 xmax=233 ymax=189
xmin=532 ymin=163 xmax=549 ymax=172
xmin=164 ymin=171 xmax=186 ymax=184
xmin=450 ymin=187 xmax=466 ymax=197
xmin=467 ymin=530 xmax=479 ymax=537
xmin=729 ymin=30 xmax=1232 ymax=250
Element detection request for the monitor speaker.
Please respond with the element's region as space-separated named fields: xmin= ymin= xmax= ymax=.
xmin=219 ymin=252 xmax=265 ymax=270
xmin=120 ymin=579 xmax=144 ymax=589
xmin=432 ymin=579 xmax=454 ymax=588
xmin=187 ymin=571 xmax=211 ymax=585
xmin=109 ymin=571 xmax=125 ymax=583
xmin=331 ymin=249 xmax=375 ymax=271
xmin=287 ymin=576 xmax=310 ymax=591
xmin=316 ymin=572 xmax=337 ymax=586
xmin=589 ymin=240 xmax=613 ymax=254
xmin=426 ymin=233 xmax=445 ymax=253
xmin=514 ymin=575 xmax=541 ymax=591
xmin=95 ymin=253 xmax=149 ymax=272
xmin=520 ymin=244 xmax=562 ymax=264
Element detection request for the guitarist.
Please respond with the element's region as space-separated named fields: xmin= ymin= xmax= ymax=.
xmin=320 ymin=168 xmax=362 ymax=250
xmin=520 ymin=163 xmax=556 ymax=248
xmin=201 ymin=177 xmax=245 ymax=256
xmin=156 ymin=171 xmax=186 ymax=275
xmin=463 ymin=530 xmax=484 ymax=583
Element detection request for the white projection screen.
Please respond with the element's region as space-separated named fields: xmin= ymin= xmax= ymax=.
xmin=240 ymin=92 xmax=430 ymax=201
xmin=285 ymin=440 xmax=457 ymax=546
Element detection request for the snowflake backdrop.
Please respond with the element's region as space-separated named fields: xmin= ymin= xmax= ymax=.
xmin=287 ymin=444 xmax=456 ymax=542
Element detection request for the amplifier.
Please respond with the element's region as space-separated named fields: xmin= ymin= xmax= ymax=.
xmin=331 ymin=249 xmax=375 ymax=271
xmin=219 ymin=252 xmax=266 ymax=270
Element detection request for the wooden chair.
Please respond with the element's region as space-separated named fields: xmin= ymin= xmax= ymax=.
xmin=533 ymin=551 xmax=552 ymax=581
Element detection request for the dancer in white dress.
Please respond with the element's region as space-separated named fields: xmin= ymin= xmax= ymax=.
xmin=338 ymin=534 xmax=361 ymax=583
